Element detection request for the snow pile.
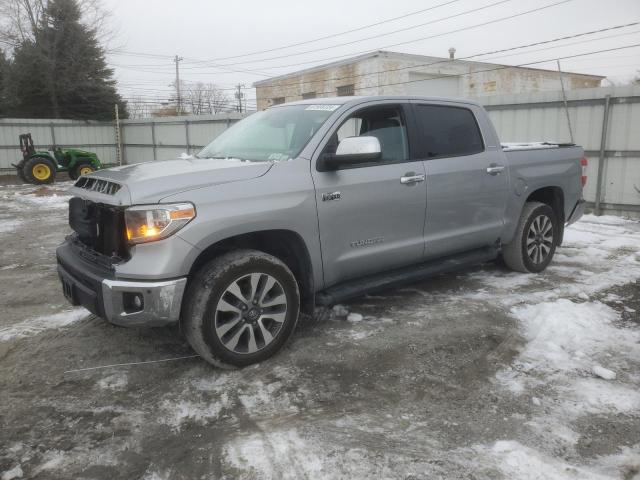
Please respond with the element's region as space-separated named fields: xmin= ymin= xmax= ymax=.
xmin=592 ymin=365 xmax=616 ymax=380
xmin=508 ymin=299 xmax=636 ymax=379
xmin=1 ymin=465 xmax=23 ymax=480
xmin=0 ymin=308 xmax=88 ymax=341
xmin=484 ymin=441 xmax=611 ymax=480
xmin=0 ymin=219 xmax=23 ymax=234
xmin=477 ymin=214 xmax=640 ymax=478
xmin=560 ymin=379 xmax=640 ymax=415
xmin=223 ymin=429 xmax=324 ymax=480
xmin=159 ymin=396 xmax=229 ymax=430
xmin=502 ymin=142 xmax=560 ymax=151
xmin=467 ymin=215 xmax=640 ymax=308
xmin=97 ymin=372 xmax=129 ymax=391
xmin=16 ymin=193 xmax=70 ymax=210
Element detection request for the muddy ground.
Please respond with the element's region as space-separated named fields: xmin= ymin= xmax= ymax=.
xmin=0 ymin=181 xmax=639 ymax=479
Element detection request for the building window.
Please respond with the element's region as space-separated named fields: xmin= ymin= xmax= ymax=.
xmin=302 ymin=92 xmax=316 ymax=99
xmin=336 ymin=84 xmax=355 ymax=96
xmin=272 ymin=97 xmax=285 ymax=105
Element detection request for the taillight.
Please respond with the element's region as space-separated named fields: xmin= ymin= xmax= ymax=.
xmin=580 ymin=157 xmax=588 ymax=187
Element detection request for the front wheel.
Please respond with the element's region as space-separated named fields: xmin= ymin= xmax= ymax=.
xmin=502 ymin=202 xmax=558 ymax=273
xmin=181 ymin=250 xmax=300 ymax=368
xmin=72 ymin=162 xmax=95 ymax=180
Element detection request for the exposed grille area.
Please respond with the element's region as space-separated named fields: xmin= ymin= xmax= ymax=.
xmin=74 ymin=177 xmax=122 ymax=195
xmin=69 ymin=197 xmax=128 ymax=262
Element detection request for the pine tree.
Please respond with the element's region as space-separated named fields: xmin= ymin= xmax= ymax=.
xmin=6 ymin=0 xmax=127 ymax=120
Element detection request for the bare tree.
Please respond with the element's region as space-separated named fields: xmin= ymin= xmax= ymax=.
xmin=0 ymin=0 xmax=113 ymax=50
xmin=184 ymin=82 xmax=231 ymax=115
xmin=126 ymin=96 xmax=152 ymax=119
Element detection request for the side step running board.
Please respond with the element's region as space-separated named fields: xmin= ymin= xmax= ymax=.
xmin=315 ymin=246 xmax=498 ymax=306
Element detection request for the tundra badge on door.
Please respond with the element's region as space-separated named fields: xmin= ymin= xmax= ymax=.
xmin=323 ymin=191 xmax=341 ymax=201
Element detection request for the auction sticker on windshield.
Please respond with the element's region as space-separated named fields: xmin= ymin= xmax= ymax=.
xmin=305 ymin=105 xmax=340 ymax=111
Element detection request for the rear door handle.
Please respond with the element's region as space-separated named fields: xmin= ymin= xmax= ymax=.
xmin=400 ymin=173 xmax=425 ymax=185
xmin=486 ymin=164 xmax=505 ymax=175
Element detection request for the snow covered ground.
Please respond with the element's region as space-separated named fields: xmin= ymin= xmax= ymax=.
xmin=0 ymin=183 xmax=639 ymax=479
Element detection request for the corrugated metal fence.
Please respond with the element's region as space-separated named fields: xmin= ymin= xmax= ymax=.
xmin=0 ymin=112 xmax=247 ymax=172
xmin=1 ymin=86 xmax=639 ymax=216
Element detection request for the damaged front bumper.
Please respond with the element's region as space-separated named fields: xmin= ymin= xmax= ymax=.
xmin=56 ymin=240 xmax=186 ymax=327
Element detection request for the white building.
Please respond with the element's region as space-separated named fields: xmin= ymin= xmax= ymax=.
xmin=254 ymin=50 xmax=603 ymax=110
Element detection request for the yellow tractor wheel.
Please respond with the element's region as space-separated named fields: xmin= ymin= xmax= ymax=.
xmin=79 ymin=165 xmax=94 ymax=176
xmin=73 ymin=163 xmax=95 ymax=179
xmin=23 ymin=157 xmax=56 ymax=184
xmin=33 ymin=163 xmax=52 ymax=181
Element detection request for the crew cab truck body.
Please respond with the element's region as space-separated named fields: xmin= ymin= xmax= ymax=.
xmin=56 ymin=96 xmax=586 ymax=367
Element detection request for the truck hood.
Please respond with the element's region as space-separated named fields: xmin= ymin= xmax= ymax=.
xmin=67 ymin=157 xmax=273 ymax=205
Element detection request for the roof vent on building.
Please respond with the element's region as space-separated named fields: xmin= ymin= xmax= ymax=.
xmin=448 ymin=47 xmax=456 ymax=60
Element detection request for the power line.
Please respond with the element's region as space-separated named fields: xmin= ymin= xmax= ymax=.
xmin=105 ymin=0 xmax=460 ymax=65
xmin=108 ymin=0 xmax=567 ymax=74
xmin=185 ymin=0 xmax=461 ymax=63
xmin=185 ymin=0 xmax=571 ymax=69
xmin=477 ymin=28 xmax=640 ymax=62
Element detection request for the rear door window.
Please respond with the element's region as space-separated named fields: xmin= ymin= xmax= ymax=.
xmin=414 ymin=105 xmax=484 ymax=158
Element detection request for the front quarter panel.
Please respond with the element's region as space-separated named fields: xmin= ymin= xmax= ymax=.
xmin=160 ymin=159 xmax=324 ymax=289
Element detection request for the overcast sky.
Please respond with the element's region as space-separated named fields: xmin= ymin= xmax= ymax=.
xmin=102 ymin=0 xmax=640 ymax=110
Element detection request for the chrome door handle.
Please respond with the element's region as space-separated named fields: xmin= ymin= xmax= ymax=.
xmin=400 ymin=174 xmax=425 ymax=185
xmin=486 ymin=165 xmax=505 ymax=175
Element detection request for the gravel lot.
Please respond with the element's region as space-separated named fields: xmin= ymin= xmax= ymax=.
xmin=1 ymin=181 xmax=639 ymax=480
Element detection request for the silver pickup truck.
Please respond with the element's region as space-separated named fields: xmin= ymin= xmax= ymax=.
xmin=56 ymin=96 xmax=586 ymax=367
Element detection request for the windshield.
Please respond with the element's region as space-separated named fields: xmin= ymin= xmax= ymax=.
xmin=197 ymin=104 xmax=340 ymax=162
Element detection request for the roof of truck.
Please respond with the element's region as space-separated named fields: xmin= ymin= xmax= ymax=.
xmin=277 ymin=95 xmax=484 ymax=108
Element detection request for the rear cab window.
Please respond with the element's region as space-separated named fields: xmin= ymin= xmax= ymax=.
xmin=413 ymin=104 xmax=484 ymax=159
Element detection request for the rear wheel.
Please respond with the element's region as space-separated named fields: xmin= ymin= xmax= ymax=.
xmin=502 ymin=202 xmax=558 ymax=273
xmin=181 ymin=249 xmax=300 ymax=368
xmin=23 ymin=156 xmax=56 ymax=185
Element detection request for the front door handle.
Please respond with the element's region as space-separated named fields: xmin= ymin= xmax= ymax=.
xmin=486 ymin=164 xmax=505 ymax=175
xmin=400 ymin=173 xmax=425 ymax=185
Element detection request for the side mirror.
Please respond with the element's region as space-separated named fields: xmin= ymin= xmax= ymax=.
xmin=321 ymin=136 xmax=381 ymax=170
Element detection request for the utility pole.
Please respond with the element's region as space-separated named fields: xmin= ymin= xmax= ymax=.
xmin=557 ymin=59 xmax=574 ymax=144
xmin=235 ymin=84 xmax=245 ymax=113
xmin=174 ymin=55 xmax=184 ymax=115
xmin=114 ymin=103 xmax=122 ymax=166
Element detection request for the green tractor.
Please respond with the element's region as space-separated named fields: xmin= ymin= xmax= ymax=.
xmin=13 ymin=133 xmax=102 ymax=184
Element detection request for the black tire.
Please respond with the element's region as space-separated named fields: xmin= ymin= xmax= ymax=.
xmin=502 ymin=202 xmax=558 ymax=273
xmin=181 ymin=249 xmax=300 ymax=368
xmin=73 ymin=161 xmax=95 ymax=179
xmin=22 ymin=156 xmax=56 ymax=185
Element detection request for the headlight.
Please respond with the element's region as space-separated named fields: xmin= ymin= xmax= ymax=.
xmin=125 ymin=203 xmax=196 ymax=244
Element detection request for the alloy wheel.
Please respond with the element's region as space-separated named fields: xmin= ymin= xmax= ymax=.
xmin=214 ymin=272 xmax=287 ymax=354
xmin=526 ymin=214 xmax=553 ymax=264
